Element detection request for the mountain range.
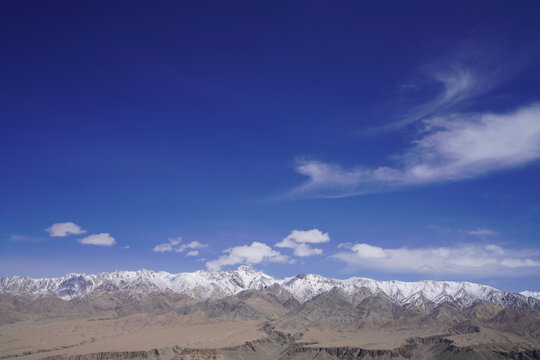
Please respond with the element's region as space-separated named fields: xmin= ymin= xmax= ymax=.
xmin=1 ymin=266 xmax=539 ymax=310
xmin=1 ymin=266 xmax=540 ymax=360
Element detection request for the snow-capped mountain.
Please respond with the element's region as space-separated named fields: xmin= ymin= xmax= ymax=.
xmin=1 ymin=266 xmax=538 ymax=310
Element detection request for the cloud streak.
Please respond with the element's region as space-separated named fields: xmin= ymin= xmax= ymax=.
xmin=469 ymin=228 xmax=498 ymax=237
xmin=291 ymin=103 xmax=540 ymax=198
xmin=334 ymin=242 xmax=540 ymax=277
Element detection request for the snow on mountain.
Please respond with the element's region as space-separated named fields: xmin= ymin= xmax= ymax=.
xmin=281 ymin=273 xmax=503 ymax=306
xmin=0 ymin=266 xmax=275 ymax=301
xmin=520 ymin=290 xmax=540 ymax=300
xmin=1 ymin=266 xmax=538 ymax=310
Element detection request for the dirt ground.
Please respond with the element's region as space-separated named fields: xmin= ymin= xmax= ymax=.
xmin=0 ymin=313 xmax=265 ymax=360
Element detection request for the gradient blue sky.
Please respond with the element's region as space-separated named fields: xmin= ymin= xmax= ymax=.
xmin=1 ymin=1 xmax=540 ymax=292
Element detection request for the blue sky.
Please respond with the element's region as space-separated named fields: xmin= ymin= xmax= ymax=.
xmin=1 ymin=1 xmax=540 ymax=292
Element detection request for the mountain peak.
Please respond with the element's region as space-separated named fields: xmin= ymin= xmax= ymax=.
xmin=235 ymin=265 xmax=256 ymax=273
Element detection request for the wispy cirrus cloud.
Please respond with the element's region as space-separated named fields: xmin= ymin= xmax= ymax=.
xmin=370 ymin=39 xmax=522 ymax=135
xmin=291 ymin=103 xmax=540 ymax=198
xmin=376 ymin=66 xmax=484 ymax=134
xmin=334 ymin=242 xmax=540 ymax=277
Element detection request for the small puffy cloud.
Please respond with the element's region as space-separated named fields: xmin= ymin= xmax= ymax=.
xmin=45 ymin=222 xmax=86 ymax=237
xmin=153 ymin=243 xmax=175 ymax=253
xmin=280 ymin=229 xmax=330 ymax=244
xmin=177 ymin=240 xmax=208 ymax=253
xmin=186 ymin=250 xmax=199 ymax=257
xmin=334 ymin=242 xmax=540 ymax=277
xmin=121 ymin=245 xmax=131 ymax=249
xmin=469 ymin=228 xmax=498 ymax=236
xmin=206 ymin=242 xmax=288 ymax=271
xmin=78 ymin=233 xmax=116 ymax=246
xmin=275 ymin=229 xmax=329 ymax=257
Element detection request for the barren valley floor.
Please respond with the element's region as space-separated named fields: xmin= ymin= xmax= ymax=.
xmin=1 ymin=313 xmax=539 ymax=360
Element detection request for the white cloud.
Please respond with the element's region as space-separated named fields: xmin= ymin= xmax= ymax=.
xmin=45 ymin=222 xmax=86 ymax=237
xmin=292 ymin=104 xmax=540 ymax=198
xmin=121 ymin=245 xmax=131 ymax=249
xmin=78 ymin=233 xmax=115 ymax=246
xmin=153 ymin=243 xmax=175 ymax=253
xmin=186 ymin=250 xmax=199 ymax=257
xmin=334 ymin=242 xmax=540 ymax=277
xmin=293 ymin=243 xmax=323 ymax=257
xmin=206 ymin=242 xmax=288 ymax=271
xmin=152 ymin=237 xmax=184 ymax=253
xmin=275 ymin=229 xmax=329 ymax=257
xmin=469 ymin=228 xmax=497 ymax=236
xmin=176 ymin=240 xmax=208 ymax=253
xmin=279 ymin=229 xmax=330 ymax=244
xmin=351 ymin=243 xmax=386 ymax=258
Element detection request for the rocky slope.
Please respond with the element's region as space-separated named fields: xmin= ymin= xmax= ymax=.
xmin=1 ymin=285 xmax=539 ymax=359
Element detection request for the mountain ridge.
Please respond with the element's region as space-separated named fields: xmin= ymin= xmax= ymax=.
xmin=1 ymin=266 xmax=539 ymax=311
